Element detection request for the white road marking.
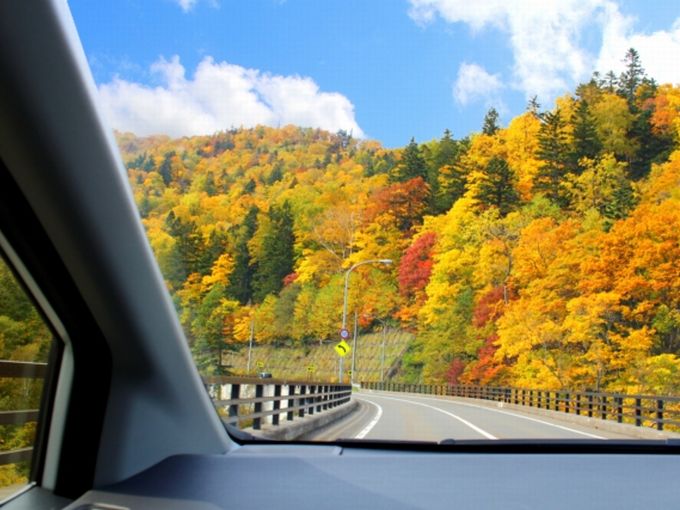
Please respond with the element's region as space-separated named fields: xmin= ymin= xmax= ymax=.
xmin=354 ymin=399 xmax=383 ymax=439
xmin=362 ymin=394 xmax=497 ymax=440
xmin=385 ymin=393 xmax=606 ymax=439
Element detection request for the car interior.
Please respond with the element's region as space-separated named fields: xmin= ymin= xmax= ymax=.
xmin=0 ymin=2 xmax=678 ymax=509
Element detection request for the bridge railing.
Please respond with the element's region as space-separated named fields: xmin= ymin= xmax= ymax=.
xmin=204 ymin=376 xmax=352 ymax=430
xmin=0 ymin=360 xmax=48 ymax=466
xmin=362 ymin=381 xmax=680 ymax=432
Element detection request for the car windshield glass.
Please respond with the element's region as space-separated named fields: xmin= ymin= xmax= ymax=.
xmin=68 ymin=0 xmax=680 ymax=443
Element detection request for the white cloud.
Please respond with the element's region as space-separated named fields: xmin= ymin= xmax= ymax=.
xmin=175 ymin=0 xmax=198 ymax=12
xmin=453 ymin=62 xmax=502 ymax=105
xmin=597 ymin=9 xmax=680 ymax=86
xmin=98 ymin=56 xmax=363 ymax=138
xmin=410 ymin=0 xmax=680 ymax=102
xmin=409 ymin=0 xmax=609 ymax=101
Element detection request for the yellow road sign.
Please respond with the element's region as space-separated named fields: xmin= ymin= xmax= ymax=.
xmin=334 ymin=340 xmax=351 ymax=357
xmin=256 ymin=360 xmax=265 ymax=369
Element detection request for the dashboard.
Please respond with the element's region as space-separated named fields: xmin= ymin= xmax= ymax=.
xmin=65 ymin=444 xmax=680 ymax=509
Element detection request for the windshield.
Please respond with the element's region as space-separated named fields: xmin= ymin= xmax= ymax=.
xmin=68 ymin=0 xmax=680 ymax=443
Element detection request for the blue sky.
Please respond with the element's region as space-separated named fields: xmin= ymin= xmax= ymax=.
xmin=70 ymin=0 xmax=680 ymax=147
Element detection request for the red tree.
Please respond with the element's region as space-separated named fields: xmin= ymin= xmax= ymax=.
xmin=365 ymin=177 xmax=430 ymax=233
xmin=398 ymin=231 xmax=437 ymax=299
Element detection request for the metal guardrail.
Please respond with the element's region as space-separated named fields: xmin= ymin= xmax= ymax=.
xmin=204 ymin=376 xmax=352 ymax=430
xmin=363 ymin=381 xmax=680 ymax=432
xmin=0 ymin=360 xmax=48 ymax=466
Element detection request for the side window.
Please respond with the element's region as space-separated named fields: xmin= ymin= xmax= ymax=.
xmin=0 ymin=256 xmax=53 ymax=495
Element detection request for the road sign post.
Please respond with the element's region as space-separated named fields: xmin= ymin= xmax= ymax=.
xmin=335 ymin=339 xmax=351 ymax=383
xmin=334 ymin=340 xmax=351 ymax=357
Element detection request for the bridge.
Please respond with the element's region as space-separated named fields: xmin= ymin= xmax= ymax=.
xmin=202 ymin=377 xmax=680 ymax=441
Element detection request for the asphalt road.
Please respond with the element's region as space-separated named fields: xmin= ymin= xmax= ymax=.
xmin=303 ymin=390 xmax=638 ymax=441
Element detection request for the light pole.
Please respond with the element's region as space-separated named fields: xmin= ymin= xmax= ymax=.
xmin=246 ymin=312 xmax=254 ymax=374
xmin=375 ymin=318 xmax=388 ymax=383
xmin=339 ymin=258 xmax=392 ymax=383
xmin=359 ymin=314 xmax=389 ymax=383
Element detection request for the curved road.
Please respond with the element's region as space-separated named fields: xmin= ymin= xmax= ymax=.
xmin=304 ymin=390 xmax=638 ymax=441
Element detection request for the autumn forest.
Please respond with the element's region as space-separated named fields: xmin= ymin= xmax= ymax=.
xmin=118 ymin=49 xmax=680 ymax=395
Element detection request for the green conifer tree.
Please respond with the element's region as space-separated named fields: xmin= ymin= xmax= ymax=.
xmin=534 ymin=111 xmax=572 ymax=207
xmin=429 ymin=129 xmax=462 ymax=213
xmin=571 ymin=100 xmax=601 ymax=171
xmin=482 ymin=107 xmax=500 ymax=135
xmin=227 ymin=206 xmax=259 ymax=304
xmin=390 ymin=138 xmax=428 ymax=183
xmin=474 ymin=156 xmax=519 ymax=216
xmin=618 ymin=48 xmax=645 ymax=105
xmin=252 ymin=202 xmax=295 ymax=302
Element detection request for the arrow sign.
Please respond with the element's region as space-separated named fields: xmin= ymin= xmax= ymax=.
xmin=334 ymin=340 xmax=351 ymax=357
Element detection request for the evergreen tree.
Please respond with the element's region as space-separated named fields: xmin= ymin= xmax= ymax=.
xmin=482 ymin=107 xmax=500 ymax=135
xmin=436 ymin=162 xmax=468 ymax=212
xmin=428 ymin=129 xmax=462 ymax=213
xmin=433 ymin=129 xmax=459 ymax=169
xmin=601 ymin=71 xmax=618 ymax=93
xmin=534 ymin=110 xmax=572 ymax=207
xmin=164 ymin=211 xmax=202 ymax=286
xmin=629 ymin=107 xmax=657 ymax=179
xmin=619 ymin=48 xmax=645 ymax=105
xmin=204 ymin=172 xmax=217 ymax=195
xmin=252 ymin=202 xmax=295 ymax=302
xmin=627 ymin=78 xmax=668 ymax=179
xmin=390 ymin=138 xmax=428 ymax=182
xmin=267 ymin=161 xmax=284 ymax=184
xmin=603 ymin=179 xmax=637 ymax=221
xmin=158 ymin=151 xmax=175 ymax=186
xmin=527 ymin=96 xmax=541 ymax=116
xmin=198 ymin=230 xmax=227 ymax=276
xmin=244 ymin=178 xmax=257 ymax=194
xmin=474 ymin=156 xmax=519 ymax=216
xmin=571 ymin=100 xmax=601 ymax=170
xmin=142 ymin=156 xmax=155 ymax=172
xmin=227 ymin=206 xmax=259 ymax=304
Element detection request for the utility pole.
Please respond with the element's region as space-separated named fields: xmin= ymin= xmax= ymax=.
xmin=381 ymin=323 xmax=387 ymax=382
xmin=350 ymin=310 xmax=358 ymax=385
xmin=339 ymin=258 xmax=392 ymax=382
xmin=246 ymin=314 xmax=254 ymax=374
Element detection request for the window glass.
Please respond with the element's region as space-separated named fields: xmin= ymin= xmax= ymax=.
xmin=0 ymin=257 xmax=52 ymax=494
xmin=70 ymin=1 xmax=680 ymax=443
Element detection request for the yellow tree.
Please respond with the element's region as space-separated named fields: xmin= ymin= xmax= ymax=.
xmin=504 ymin=112 xmax=541 ymax=200
xmin=591 ymin=93 xmax=638 ymax=160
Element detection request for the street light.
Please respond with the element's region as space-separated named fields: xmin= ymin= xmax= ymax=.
xmin=339 ymin=258 xmax=392 ymax=383
xmin=357 ymin=313 xmax=390 ymax=384
xmin=373 ymin=317 xmax=389 ymax=383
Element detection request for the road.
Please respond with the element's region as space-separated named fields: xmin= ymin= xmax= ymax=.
xmin=303 ymin=390 xmax=638 ymax=441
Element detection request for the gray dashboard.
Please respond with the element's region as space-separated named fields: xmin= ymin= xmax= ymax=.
xmin=63 ymin=444 xmax=680 ymax=509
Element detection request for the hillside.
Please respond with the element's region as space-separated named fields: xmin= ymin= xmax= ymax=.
xmin=118 ymin=50 xmax=680 ymax=394
xmin=222 ymin=330 xmax=412 ymax=382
